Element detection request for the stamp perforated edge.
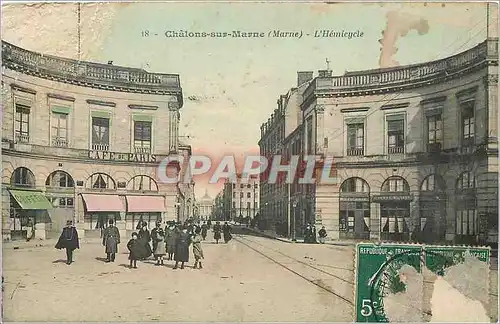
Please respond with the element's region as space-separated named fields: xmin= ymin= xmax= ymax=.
xmin=353 ymin=241 xmax=492 ymax=322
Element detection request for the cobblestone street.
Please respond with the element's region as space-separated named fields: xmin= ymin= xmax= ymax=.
xmin=2 ymin=235 xmax=354 ymax=322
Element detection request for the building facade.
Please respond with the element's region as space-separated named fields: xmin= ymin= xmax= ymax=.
xmin=197 ymin=189 xmax=214 ymax=221
xmin=259 ymin=38 xmax=499 ymax=245
xmin=2 ymin=41 xmax=185 ymax=240
xmin=223 ymin=175 xmax=259 ymax=222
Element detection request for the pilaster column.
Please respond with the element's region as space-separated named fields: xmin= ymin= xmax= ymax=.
xmin=168 ymin=102 xmax=180 ymax=153
xmin=370 ymin=202 xmax=380 ymax=241
xmin=315 ymin=105 xmax=325 ymax=155
xmin=483 ymin=74 xmax=498 ymax=150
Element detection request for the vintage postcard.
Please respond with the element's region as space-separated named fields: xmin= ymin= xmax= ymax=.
xmin=1 ymin=1 xmax=498 ymax=322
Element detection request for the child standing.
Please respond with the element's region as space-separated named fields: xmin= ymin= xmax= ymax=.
xmin=127 ymin=232 xmax=140 ymax=269
xmin=153 ymin=227 xmax=166 ymax=266
xmin=192 ymin=227 xmax=204 ymax=269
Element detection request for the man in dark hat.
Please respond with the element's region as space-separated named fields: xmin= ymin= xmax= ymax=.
xmin=55 ymin=220 xmax=79 ymax=265
xmin=102 ymin=219 xmax=120 ymax=262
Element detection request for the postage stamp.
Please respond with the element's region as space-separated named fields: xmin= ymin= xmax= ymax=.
xmin=355 ymin=243 xmax=492 ymax=322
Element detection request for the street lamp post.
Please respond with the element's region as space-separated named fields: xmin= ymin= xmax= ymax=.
xmin=292 ymin=200 xmax=297 ymax=242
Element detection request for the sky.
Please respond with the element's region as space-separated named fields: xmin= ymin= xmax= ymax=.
xmin=1 ymin=1 xmax=492 ymax=199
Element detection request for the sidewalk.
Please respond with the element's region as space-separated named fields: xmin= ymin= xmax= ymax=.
xmin=240 ymin=226 xmax=358 ymax=246
xmin=2 ymin=237 xmax=102 ymax=250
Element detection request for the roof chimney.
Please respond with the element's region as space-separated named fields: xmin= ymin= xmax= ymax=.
xmin=318 ymin=70 xmax=332 ymax=78
xmin=297 ymin=71 xmax=314 ymax=86
xmin=107 ymin=61 xmax=114 ymax=65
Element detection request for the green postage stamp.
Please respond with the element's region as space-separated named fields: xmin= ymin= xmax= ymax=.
xmin=355 ymin=243 xmax=491 ymax=322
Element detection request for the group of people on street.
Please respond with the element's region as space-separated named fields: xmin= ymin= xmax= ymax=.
xmin=55 ymin=219 xmax=233 ymax=269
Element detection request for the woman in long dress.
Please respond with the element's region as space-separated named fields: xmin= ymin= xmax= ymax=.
xmin=173 ymin=227 xmax=191 ymax=270
xmin=137 ymin=222 xmax=152 ymax=260
xmin=165 ymin=225 xmax=177 ymax=261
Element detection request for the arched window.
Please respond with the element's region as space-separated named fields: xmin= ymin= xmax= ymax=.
xmin=455 ymin=171 xmax=477 ymax=243
xmin=340 ymin=177 xmax=370 ymax=193
xmin=456 ymin=171 xmax=476 ymax=191
xmin=86 ymin=173 xmax=115 ymax=189
xmin=419 ymin=174 xmax=447 ymax=243
xmin=10 ymin=167 xmax=35 ymax=188
xmin=339 ymin=177 xmax=370 ymax=239
xmin=379 ymin=176 xmax=410 ymax=242
xmin=45 ymin=171 xmax=74 ymax=188
xmin=381 ymin=176 xmax=409 ymax=192
xmin=421 ymin=174 xmax=445 ymax=192
xmin=128 ymin=175 xmax=158 ymax=191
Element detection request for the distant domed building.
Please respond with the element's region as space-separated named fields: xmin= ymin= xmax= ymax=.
xmin=198 ymin=189 xmax=214 ymax=221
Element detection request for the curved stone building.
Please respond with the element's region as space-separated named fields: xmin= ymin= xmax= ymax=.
xmin=260 ymin=38 xmax=498 ymax=246
xmin=1 ymin=41 xmax=184 ymax=240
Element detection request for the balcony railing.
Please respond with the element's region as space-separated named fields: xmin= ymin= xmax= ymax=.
xmin=91 ymin=143 xmax=109 ymax=151
xmin=302 ymin=39 xmax=496 ymax=101
xmin=134 ymin=146 xmax=151 ymax=154
xmin=347 ymin=148 xmax=364 ymax=156
xmin=15 ymin=132 xmax=29 ymax=143
xmin=52 ymin=137 xmax=68 ymax=147
xmin=2 ymin=41 xmax=182 ymax=95
xmin=388 ymin=146 xmax=404 ymax=154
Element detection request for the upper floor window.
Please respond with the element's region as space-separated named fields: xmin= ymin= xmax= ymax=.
xmin=232 ymin=184 xmax=236 ymax=189
xmin=233 ymin=202 xmax=236 ymax=208
xmin=387 ymin=117 xmax=404 ymax=154
xmin=128 ymin=175 xmax=158 ymax=191
xmin=10 ymin=167 xmax=35 ymax=188
xmin=134 ymin=121 xmax=151 ymax=154
xmin=457 ymin=171 xmax=476 ymax=191
xmin=340 ymin=177 xmax=370 ymax=193
xmin=381 ymin=176 xmax=409 ymax=192
xmin=91 ymin=117 xmax=110 ymax=151
xmin=15 ymin=104 xmax=30 ymax=143
xmin=233 ymin=192 xmax=236 ymax=198
xmin=247 ymin=184 xmax=251 ymax=188
xmin=45 ymin=171 xmax=74 ymax=188
xmin=347 ymin=123 xmax=364 ymax=156
xmin=240 ymin=184 xmax=244 ymax=188
xmin=461 ymin=101 xmax=475 ymax=143
xmin=51 ymin=110 xmax=69 ymax=147
xmin=307 ymin=117 xmax=313 ymax=154
xmin=427 ymin=114 xmax=443 ymax=152
xmin=86 ymin=173 xmax=116 ymax=190
xmin=247 ymin=192 xmax=251 ymax=198
xmin=240 ymin=192 xmax=244 ymax=198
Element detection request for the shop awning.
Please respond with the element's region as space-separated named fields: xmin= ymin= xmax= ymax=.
xmin=126 ymin=195 xmax=166 ymax=213
xmin=81 ymin=194 xmax=124 ymax=212
xmin=9 ymin=190 xmax=52 ymax=210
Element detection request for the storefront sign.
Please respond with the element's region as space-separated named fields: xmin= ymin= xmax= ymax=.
xmin=88 ymin=150 xmax=157 ymax=163
xmin=371 ymin=194 xmax=413 ymax=202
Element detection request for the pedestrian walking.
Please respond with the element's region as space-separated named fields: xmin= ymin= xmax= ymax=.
xmin=222 ymin=222 xmax=232 ymax=243
xmin=201 ymin=222 xmax=208 ymax=240
xmin=127 ymin=232 xmax=140 ymax=269
xmin=153 ymin=225 xmax=166 ymax=266
xmin=304 ymin=223 xmax=312 ymax=243
xmin=207 ymin=219 xmax=212 ymax=229
xmin=102 ymin=219 xmax=120 ymax=262
xmin=192 ymin=227 xmax=204 ymax=269
xmin=318 ymin=226 xmax=327 ymax=244
xmin=173 ymin=226 xmax=191 ymax=270
xmin=165 ymin=224 xmax=177 ymax=260
xmin=137 ymin=222 xmax=152 ymax=260
xmin=312 ymin=225 xmax=318 ymax=244
xmin=55 ymin=220 xmax=79 ymax=265
xmin=213 ymin=221 xmax=222 ymax=244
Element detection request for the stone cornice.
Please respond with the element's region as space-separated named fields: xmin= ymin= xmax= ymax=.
xmin=340 ymin=107 xmax=370 ymax=113
xmin=47 ymin=93 xmax=75 ymax=102
xmin=86 ymin=99 xmax=116 ymax=107
xmin=380 ymin=102 xmax=410 ymax=110
xmin=1 ymin=41 xmax=183 ymax=104
xmin=11 ymin=83 xmax=36 ymax=94
xmin=420 ymin=96 xmax=447 ymax=106
xmin=301 ymin=38 xmax=498 ymax=110
xmin=129 ymin=104 xmax=158 ymax=110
